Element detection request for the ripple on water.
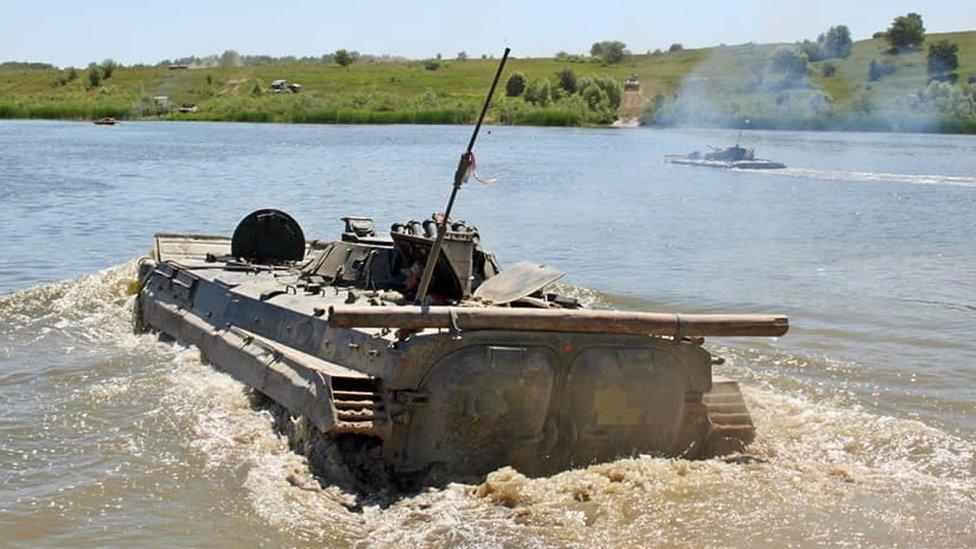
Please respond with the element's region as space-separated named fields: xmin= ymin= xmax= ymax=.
xmin=1 ymin=262 xmax=974 ymax=546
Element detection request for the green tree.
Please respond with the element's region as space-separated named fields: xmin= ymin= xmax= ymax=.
xmin=886 ymin=13 xmax=925 ymax=51
xmin=554 ymin=68 xmax=577 ymax=93
xmin=505 ymin=72 xmax=526 ymax=97
xmin=578 ymin=78 xmax=619 ymax=123
xmin=798 ymin=40 xmax=825 ymax=62
xmin=590 ymin=40 xmax=629 ymax=64
xmin=456 ymin=51 xmax=468 ymax=61
xmin=86 ymin=63 xmax=102 ymax=88
xmin=578 ymin=75 xmax=622 ymax=109
xmin=867 ymin=59 xmax=898 ymax=81
xmin=101 ymin=59 xmax=119 ymax=79
xmin=333 ymin=49 xmax=354 ymax=67
xmin=219 ymin=50 xmax=240 ymax=67
xmin=769 ymin=48 xmax=808 ymax=82
xmin=822 ymin=62 xmax=837 ymax=77
xmin=818 ymin=25 xmax=853 ymax=58
xmin=927 ymin=40 xmax=959 ymax=77
xmin=868 ymin=59 xmax=880 ymax=80
xmin=668 ymin=43 xmax=684 ymax=53
xmin=524 ymin=78 xmax=553 ymax=106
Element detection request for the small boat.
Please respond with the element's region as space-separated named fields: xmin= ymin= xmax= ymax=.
xmin=666 ymin=145 xmax=785 ymax=170
xmin=93 ymin=117 xmax=118 ymax=126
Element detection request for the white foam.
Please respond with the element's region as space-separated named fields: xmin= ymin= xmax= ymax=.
xmin=755 ymin=167 xmax=976 ymax=188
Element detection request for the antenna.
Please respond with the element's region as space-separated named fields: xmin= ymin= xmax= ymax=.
xmin=736 ymin=118 xmax=750 ymax=147
xmin=414 ymin=47 xmax=511 ymax=304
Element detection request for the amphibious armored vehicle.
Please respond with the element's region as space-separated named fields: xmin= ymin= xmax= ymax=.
xmin=666 ymin=145 xmax=785 ymax=170
xmin=133 ymin=209 xmax=788 ymax=485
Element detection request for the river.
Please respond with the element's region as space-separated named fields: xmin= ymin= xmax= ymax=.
xmin=1 ymin=120 xmax=974 ymax=546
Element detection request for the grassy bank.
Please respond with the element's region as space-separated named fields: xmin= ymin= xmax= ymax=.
xmin=1 ymin=31 xmax=974 ymax=132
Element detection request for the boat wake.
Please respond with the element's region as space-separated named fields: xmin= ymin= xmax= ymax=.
xmin=754 ymin=167 xmax=976 ymax=188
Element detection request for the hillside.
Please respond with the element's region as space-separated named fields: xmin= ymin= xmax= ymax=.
xmin=0 ymin=31 xmax=974 ymax=131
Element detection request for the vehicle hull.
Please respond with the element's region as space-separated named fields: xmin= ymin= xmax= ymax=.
xmin=135 ymin=234 xmax=755 ymax=484
xmin=665 ymin=156 xmax=786 ymax=169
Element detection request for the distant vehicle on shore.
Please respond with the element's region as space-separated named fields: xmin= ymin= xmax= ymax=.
xmin=93 ymin=117 xmax=118 ymax=126
xmin=270 ymin=79 xmax=302 ymax=94
xmin=665 ymin=145 xmax=785 ymax=170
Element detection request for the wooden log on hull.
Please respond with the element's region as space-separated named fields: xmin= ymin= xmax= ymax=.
xmin=328 ymin=306 xmax=788 ymax=337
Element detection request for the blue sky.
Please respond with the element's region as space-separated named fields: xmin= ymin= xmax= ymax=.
xmin=2 ymin=1 xmax=974 ymax=66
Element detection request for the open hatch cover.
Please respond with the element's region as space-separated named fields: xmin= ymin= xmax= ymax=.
xmin=473 ymin=261 xmax=565 ymax=305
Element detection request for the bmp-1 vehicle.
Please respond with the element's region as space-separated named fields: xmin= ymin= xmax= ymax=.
xmin=666 ymin=145 xmax=786 ymax=170
xmin=132 ymin=49 xmax=788 ymax=486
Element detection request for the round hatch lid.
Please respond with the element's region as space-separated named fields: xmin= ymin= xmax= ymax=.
xmin=231 ymin=209 xmax=305 ymax=263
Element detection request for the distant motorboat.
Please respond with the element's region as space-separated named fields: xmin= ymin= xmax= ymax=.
xmin=666 ymin=145 xmax=785 ymax=170
xmin=93 ymin=117 xmax=118 ymax=126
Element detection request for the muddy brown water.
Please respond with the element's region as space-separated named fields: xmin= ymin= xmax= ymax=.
xmin=1 ymin=121 xmax=974 ymax=546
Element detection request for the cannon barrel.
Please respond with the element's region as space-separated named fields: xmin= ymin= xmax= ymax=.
xmin=327 ymin=306 xmax=789 ymax=337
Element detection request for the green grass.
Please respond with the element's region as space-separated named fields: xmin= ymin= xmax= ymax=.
xmin=0 ymin=31 xmax=974 ymax=131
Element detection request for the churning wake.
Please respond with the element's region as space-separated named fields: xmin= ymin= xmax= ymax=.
xmin=1 ymin=264 xmax=974 ymax=546
xmin=747 ymin=166 xmax=976 ymax=188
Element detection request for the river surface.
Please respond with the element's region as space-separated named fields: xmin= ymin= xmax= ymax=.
xmin=0 ymin=120 xmax=974 ymax=546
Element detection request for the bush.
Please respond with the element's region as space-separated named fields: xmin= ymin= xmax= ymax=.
xmin=575 ymin=75 xmax=622 ymax=123
xmin=555 ymin=69 xmax=577 ymax=93
xmin=868 ymin=59 xmax=897 ymax=81
xmin=87 ymin=64 xmax=103 ymax=88
xmin=927 ymin=40 xmax=959 ymax=77
xmin=424 ymin=59 xmax=440 ymax=71
xmin=590 ymin=40 xmax=629 ymax=64
xmin=579 ymin=86 xmax=615 ymax=123
xmin=334 ymin=49 xmax=354 ymax=67
xmin=505 ymin=72 xmax=525 ymax=97
xmin=101 ymin=59 xmax=119 ymax=79
xmin=908 ymin=81 xmax=976 ymax=118
xmin=668 ymin=43 xmax=683 ymax=53
xmin=55 ymin=67 xmax=79 ymax=87
xmin=798 ymin=40 xmax=825 ymax=62
xmin=822 ymin=63 xmax=837 ymax=77
xmin=220 ymin=50 xmax=241 ymax=67
xmin=769 ymin=48 xmax=808 ymax=83
xmin=524 ymin=78 xmax=553 ymax=106
xmin=868 ymin=59 xmax=881 ymax=80
xmin=886 ymin=13 xmax=925 ymax=51
xmin=495 ymin=98 xmax=587 ymax=126
xmin=418 ymin=88 xmax=438 ymax=108
xmin=818 ymin=25 xmax=853 ymax=59
xmin=578 ymin=75 xmax=622 ymax=109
